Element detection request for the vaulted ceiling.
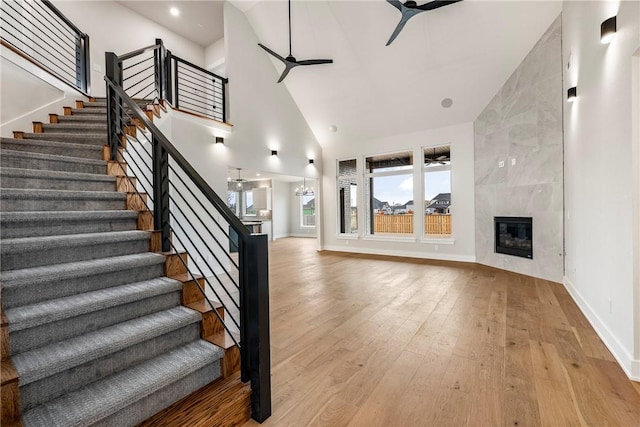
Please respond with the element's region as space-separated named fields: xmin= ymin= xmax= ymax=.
xmin=118 ymin=0 xmax=562 ymax=149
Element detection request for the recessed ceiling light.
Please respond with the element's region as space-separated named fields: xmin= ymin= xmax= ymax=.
xmin=169 ymin=7 xmax=180 ymax=17
xmin=441 ymin=98 xmax=453 ymax=108
xmin=256 ymin=173 xmax=261 ymax=177
xmin=328 ymin=125 xmax=337 ymax=132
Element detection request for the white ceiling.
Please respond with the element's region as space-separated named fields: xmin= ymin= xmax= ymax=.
xmin=119 ymin=0 xmax=562 ymax=149
xmin=117 ymin=1 xmax=224 ymax=47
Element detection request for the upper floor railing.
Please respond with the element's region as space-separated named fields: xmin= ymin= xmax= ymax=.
xmin=117 ymin=38 xmax=227 ymax=123
xmin=0 ymin=0 xmax=90 ymax=94
xmin=106 ymin=46 xmax=268 ymax=421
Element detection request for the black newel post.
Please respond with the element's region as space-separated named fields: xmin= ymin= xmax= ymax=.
xmin=105 ymin=52 xmax=122 ymax=161
xmin=152 ymin=137 xmax=171 ymax=252
xmin=240 ymin=234 xmax=271 ymax=422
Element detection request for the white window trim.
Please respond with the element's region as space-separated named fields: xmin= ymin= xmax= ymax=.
xmin=422 ymin=144 xmax=452 ymax=238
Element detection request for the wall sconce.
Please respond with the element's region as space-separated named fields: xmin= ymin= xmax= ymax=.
xmin=309 ymin=159 xmax=314 ymax=164
xmin=215 ymin=136 xmax=224 ymax=144
xmin=271 ymin=150 xmax=278 ymax=156
xmin=601 ymin=16 xmax=617 ymax=44
xmin=567 ymin=86 xmax=577 ymax=102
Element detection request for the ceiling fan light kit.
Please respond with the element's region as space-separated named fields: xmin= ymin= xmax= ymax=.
xmin=258 ymin=0 xmax=333 ymax=83
xmin=385 ymin=0 xmax=463 ymax=46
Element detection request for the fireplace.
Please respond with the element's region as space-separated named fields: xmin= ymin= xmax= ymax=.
xmin=494 ymin=217 xmax=533 ymax=259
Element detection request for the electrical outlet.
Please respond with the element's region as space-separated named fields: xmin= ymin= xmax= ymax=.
xmin=511 ymin=158 xmax=516 ymax=166
xmin=345 ymin=240 xmax=349 ymax=245
xmin=93 ymin=63 xmax=102 ymax=73
xmin=498 ymin=161 xmax=505 ymax=168
xmin=434 ymin=245 xmax=439 ymax=251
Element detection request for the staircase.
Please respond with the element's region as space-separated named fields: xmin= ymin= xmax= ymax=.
xmin=0 ymin=99 xmax=248 ymax=426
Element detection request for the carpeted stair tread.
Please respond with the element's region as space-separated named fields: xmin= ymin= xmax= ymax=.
xmin=0 ymin=253 xmax=166 ymax=308
xmin=0 ymin=149 xmax=105 ymax=167
xmin=5 ymin=277 xmax=181 ymax=332
xmin=0 ymin=188 xmax=126 ymax=212
xmin=1 ymin=230 xmax=151 ymax=270
xmin=70 ymin=108 xmax=106 ymax=115
xmin=57 ymin=115 xmax=108 ymax=123
xmin=41 ymin=123 xmax=107 ymax=132
xmin=0 ymin=137 xmax=103 ymax=159
xmin=12 ymin=306 xmax=203 ymax=386
xmin=0 ymin=167 xmax=115 ymax=183
xmin=0 ymin=150 xmax=107 ymax=174
xmin=21 ymin=132 xmax=107 ymax=145
xmin=0 ymin=209 xmax=138 ymax=239
xmin=21 ymin=340 xmax=222 ymax=427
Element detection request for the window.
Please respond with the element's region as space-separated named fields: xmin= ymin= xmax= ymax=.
xmin=364 ymin=151 xmax=414 ymax=235
xmin=227 ymin=191 xmax=238 ymax=216
xmin=301 ymin=194 xmax=316 ymax=227
xmin=423 ymin=145 xmax=451 ymax=237
xmin=244 ymin=190 xmax=256 ymax=216
xmin=337 ymin=159 xmax=357 ymax=234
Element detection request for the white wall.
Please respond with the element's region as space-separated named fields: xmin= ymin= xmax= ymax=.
xmin=563 ymin=1 xmax=640 ymax=380
xmin=51 ymin=0 xmax=206 ymax=97
xmin=205 ymin=38 xmax=225 ymax=73
xmin=223 ymin=2 xmax=322 ymax=179
xmin=0 ymin=48 xmax=87 ymax=137
xmin=272 ymin=180 xmax=291 ymax=239
xmin=321 ymin=122 xmax=476 ymax=262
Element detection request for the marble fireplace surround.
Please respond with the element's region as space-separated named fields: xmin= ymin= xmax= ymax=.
xmin=474 ymin=16 xmax=563 ymax=283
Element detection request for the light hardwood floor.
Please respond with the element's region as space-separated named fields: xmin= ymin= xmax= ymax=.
xmin=245 ymin=238 xmax=640 ymax=427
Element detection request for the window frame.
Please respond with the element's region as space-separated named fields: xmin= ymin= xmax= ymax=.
xmin=300 ymin=193 xmax=316 ymax=229
xmin=422 ymin=144 xmax=453 ymax=241
xmin=336 ymin=158 xmax=359 ymax=236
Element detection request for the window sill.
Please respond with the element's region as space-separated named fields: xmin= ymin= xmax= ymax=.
xmin=336 ymin=234 xmax=359 ymax=240
xmin=421 ymin=237 xmax=455 ymax=244
xmin=363 ymin=235 xmax=417 ymax=243
xmin=300 ymin=226 xmax=316 ymax=230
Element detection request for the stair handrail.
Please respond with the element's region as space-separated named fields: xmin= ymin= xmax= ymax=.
xmin=105 ymin=52 xmax=271 ymax=422
xmin=0 ymin=0 xmax=90 ymax=94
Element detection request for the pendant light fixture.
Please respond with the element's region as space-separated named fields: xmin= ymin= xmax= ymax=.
xmin=295 ymin=178 xmax=315 ymax=196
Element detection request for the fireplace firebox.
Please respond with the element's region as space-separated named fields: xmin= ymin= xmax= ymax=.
xmin=494 ymin=217 xmax=533 ymax=259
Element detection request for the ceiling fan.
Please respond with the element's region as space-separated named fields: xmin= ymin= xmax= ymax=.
xmin=258 ymin=0 xmax=333 ymax=83
xmin=385 ymin=0 xmax=463 ymax=46
xmin=424 ymin=148 xmax=450 ymax=165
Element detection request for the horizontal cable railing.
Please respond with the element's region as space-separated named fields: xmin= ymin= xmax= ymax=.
xmin=169 ymin=55 xmax=227 ymax=123
xmin=0 ymin=0 xmax=90 ymax=94
xmin=105 ymin=50 xmax=270 ymax=422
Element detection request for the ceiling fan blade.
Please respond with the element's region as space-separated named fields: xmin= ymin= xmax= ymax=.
xmin=386 ymin=0 xmax=403 ymax=12
xmin=417 ymin=0 xmax=463 ymax=11
xmin=297 ymin=59 xmax=334 ymax=66
xmin=277 ymin=64 xmax=296 ymax=83
xmin=386 ymin=14 xmax=411 ymax=46
xmin=258 ymin=43 xmax=286 ymax=63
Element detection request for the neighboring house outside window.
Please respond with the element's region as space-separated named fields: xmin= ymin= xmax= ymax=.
xmin=364 ymin=151 xmax=414 ymax=235
xmin=337 ymin=159 xmax=358 ymax=234
xmin=301 ymin=195 xmax=315 ymax=227
xmin=424 ymin=145 xmax=452 ymax=237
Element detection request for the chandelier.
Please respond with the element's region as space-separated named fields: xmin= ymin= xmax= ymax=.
xmin=295 ymin=178 xmax=315 ymax=196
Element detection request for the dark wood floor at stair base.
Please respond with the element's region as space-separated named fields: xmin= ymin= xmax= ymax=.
xmin=242 ymin=238 xmax=640 ymax=427
xmin=137 ymin=371 xmax=250 ymax=427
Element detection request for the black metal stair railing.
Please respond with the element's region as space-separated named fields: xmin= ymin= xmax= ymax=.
xmin=0 ymin=0 xmax=90 ymax=94
xmin=112 ymin=38 xmax=227 ymax=122
xmin=105 ymin=51 xmax=270 ymax=422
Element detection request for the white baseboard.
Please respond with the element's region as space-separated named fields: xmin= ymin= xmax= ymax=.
xmin=563 ymin=276 xmax=640 ymax=381
xmin=321 ymin=245 xmax=476 ymax=263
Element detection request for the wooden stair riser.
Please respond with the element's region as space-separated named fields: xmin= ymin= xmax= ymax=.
xmin=32 ymin=122 xmax=43 ymax=133
xmin=107 ymin=161 xmax=127 ymax=177
xmin=181 ymin=277 xmax=207 ymax=305
xmin=137 ymin=211 xmax=154 ymax=231
xmin=12 ymin=131 xmax=24 ymax=139
xmin=126 ymin=193 xmax=148 ymax=211
xmin=102 ymin=146 xmax=125 ymax=162
xmin=115 ymin=176 xmax=137 ymax=193
xmin=75 ymin=100 xmax=84 ymax=109
xmin=205 ymin=332 xmax=241 ymax=378
xmin=1 ymin=314 xmax=10 ymax=360
xmin=63 ymin=106 xmax=72 ymax=116
xmin=163 ymin=252 xmax=189 ymax=276
xmin=124 ymin=124 xmax=137 ymax=137
xmin=150 ymin=231 xmax=163 ymax=252
xmin=1 ymin=358 xmax=20 ymax=425
xmin=49 ymin=114 xmax=59 ymax=124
